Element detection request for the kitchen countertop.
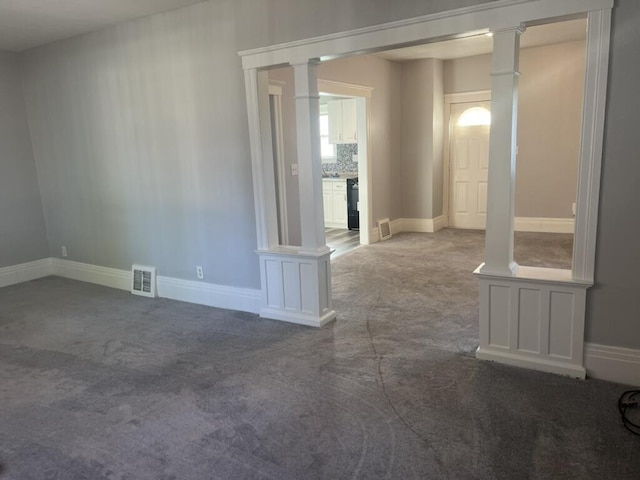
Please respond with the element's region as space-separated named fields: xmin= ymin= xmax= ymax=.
xmin=322 ymin=173 xmax=358 ymax=180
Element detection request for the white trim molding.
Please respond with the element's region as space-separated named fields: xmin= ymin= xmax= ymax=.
xmin=368 ymin=217 xmax=447 ymax=243
xmin=584 ymin=343 xmax=640 ymax=386
xmin=514 ymin=217 xmax=575 ymax=234
xmin=475 ymin=265 xmax=591 ymax=379
xmin=49 ymin=258 xmax=261 ymax=315
xmin=0 ymin=258 xmax=52 ymax=288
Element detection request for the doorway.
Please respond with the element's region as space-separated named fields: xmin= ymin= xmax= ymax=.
xmin=444 ymin=92 xmax=492 ymax=230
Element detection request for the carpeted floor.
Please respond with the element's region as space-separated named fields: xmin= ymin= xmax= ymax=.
xmin=0 ymin=229 xmax=636 ymax=479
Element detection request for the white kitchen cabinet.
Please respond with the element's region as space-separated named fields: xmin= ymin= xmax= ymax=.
xmin=327 ymin=99 xmax=357 ymax=145
xmin=322 ymin=179 xmax=348 ymax=228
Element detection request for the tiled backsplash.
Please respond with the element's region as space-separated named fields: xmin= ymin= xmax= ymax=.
xmin=323 ymin=144 xmax=358 ymax=174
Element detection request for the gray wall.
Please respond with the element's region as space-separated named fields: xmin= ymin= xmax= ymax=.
xmin=233 ymin=0 xmax=495 ymax=51
xmin=587 ymin=0 xmax=640 ymax=348
xmin=21 ymin=2 xmax=259 ymax=288
xmin=0 ymin=51 xmax=48 ymax=268
xmin=444 ymin=40 xmax=586 ymax=219
xmin=401 ymin=58 xmax=444 ymax=219
xmin=11 ymin=0 xmax=640 ymax=350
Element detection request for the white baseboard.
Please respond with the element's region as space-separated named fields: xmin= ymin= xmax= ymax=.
xmin=48 ymin=258 xmax=261 ymax=315
xmin=584 ymin=343 xmax=640 ymax=386
xmin=51 ymin=258 xmax=131 ymax=290
xmin=369 ymin=216 xmax=447 ymax=242
xmin=0 ymin=258 xmax=52 ymax=288
xmin=158 ymin=276 xmax=261 ymax=314
xmin=476 ymin=347 xmax=586 ymax=379
xmin=400 ymin=216 xmax=447 ymax=233
xmin=514 ymin=217 xmax=575 ymax=234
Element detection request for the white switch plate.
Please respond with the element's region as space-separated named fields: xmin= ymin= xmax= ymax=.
xmin=352 ymin=154 xmax=358 ymax=163
xmin=291 ymin=163 xmax=299 ymax=176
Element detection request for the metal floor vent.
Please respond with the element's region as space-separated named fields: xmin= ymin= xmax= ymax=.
xmin=131 ymin=265 xmax=157 ymax=298
xmin=378 ymin=218 xmax=392 ymax=241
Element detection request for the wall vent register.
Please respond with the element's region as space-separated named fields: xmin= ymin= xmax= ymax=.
xmin=131 ymin=265 xmax=157 ymax=298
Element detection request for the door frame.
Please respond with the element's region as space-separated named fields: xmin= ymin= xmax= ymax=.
xmin=318 ymin=79 xmax=373 ymax=245
xmin=268 ymin=80 xmax=289 ymax=245
xmin=443 ymin=90 xmax=491 ymax=228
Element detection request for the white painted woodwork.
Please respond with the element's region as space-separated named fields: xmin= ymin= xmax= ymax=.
xmin=449 ymin=101 xmax=491 ymax=229
xmin=293 ymin=60 xmax=328 ymax=253
xmin=239 ymin=0 xmax=613 ymax=378
xmin=480 ymin=26 xmax=524 ymax=276
xmin=258 ymin=249 xmax=335 ymax=327
xmin=475 ymin=265 xmax=589 ymax=378
xmin=572 ymin=9 xmax=612 ymax=283
xmin=327 ymin=98 xmax=357 ymax=144
xmin=322 ymin=179 xmax=348 ymax=228
xmin=327 ymin=100 xmax=342 ymax=144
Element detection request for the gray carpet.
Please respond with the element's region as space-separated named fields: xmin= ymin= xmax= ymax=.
xmin=0 ymin=229 xmax=637 ymax=479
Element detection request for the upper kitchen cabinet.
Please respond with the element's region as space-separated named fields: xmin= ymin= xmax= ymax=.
xmin=327 ymin=98 xmax=357 ymax=144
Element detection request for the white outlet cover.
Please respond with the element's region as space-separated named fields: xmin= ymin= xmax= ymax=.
xmin=291 ymin=163 xmax=299 ymax=176
xmin=352 ymin=154 xmax=358 ymax=163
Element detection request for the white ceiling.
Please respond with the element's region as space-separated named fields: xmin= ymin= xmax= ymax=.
xmin=0 ymin=0 xmax=205 ymax=52
xmin=376 ymin=18 xmax=587 ymax=62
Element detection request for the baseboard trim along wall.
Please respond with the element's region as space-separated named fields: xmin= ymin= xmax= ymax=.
xmin=0 ymin=257 xmax=261 ymax=315
xmin=514 ymin=217 xmax=575 ymax=234
xmin=370 ymin=216 xmax=446 ymax=242
xmin=0 ymin=258 xmax=52 ymax=288
xmin=584 ymin=343 xmax=640 ymax=386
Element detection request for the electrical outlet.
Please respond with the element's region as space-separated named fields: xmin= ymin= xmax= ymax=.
xmin=61 ymin=246 xmax=68 ymax=257
xmin=572 ymin=202 xmax=576 ymax=216
xmin=290 ymin=163 xmax=299 ymax=176
xmin=196 ymin=266 xmax=204 ymax=280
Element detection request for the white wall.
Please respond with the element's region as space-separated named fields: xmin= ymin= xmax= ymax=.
xmin=0 ymin=51 xmax=48 ymax=268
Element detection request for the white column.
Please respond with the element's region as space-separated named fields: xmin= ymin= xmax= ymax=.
xmin=292 ymin=60 xmax=329 ymax=253
xmin=480 ymin=26 xmax=525 ymax=276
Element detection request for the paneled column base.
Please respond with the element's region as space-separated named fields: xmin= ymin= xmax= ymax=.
xmin=257 ymin=248 xmax=336 ymax=328
xmin=474 ymin=264 xmax=591 ymax=379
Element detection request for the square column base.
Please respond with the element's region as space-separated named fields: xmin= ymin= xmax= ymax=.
xmin=474 ymin=264 xmax=591 ymax=379
xmin=257 ymin=248 xmax=336 ymax=328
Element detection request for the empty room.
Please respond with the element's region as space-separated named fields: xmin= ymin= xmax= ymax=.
xmin=1 ymin=0 xmax=639 ymax=478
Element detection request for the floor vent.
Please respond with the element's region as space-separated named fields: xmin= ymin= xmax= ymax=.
xmin=131 ymin=265 xmax=157 ymax=298
xmin=378 ymin=218 xmax=392 ymax=241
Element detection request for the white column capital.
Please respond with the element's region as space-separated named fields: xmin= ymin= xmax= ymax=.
xmin=490 ymin=25 xmax=526 ymax=37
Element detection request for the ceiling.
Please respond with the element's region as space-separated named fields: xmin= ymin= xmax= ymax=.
xmin=0 ymin=0 xmax=205 ymax=52
xmin=376 ymin=18 xmax=587 ymax=62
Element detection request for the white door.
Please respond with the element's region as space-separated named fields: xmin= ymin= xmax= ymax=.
xmin=449 ymin=101 xmax=491 ymax=230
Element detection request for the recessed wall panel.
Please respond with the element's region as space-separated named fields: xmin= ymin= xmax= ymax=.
xmin=265 ymin=259 xmax=283 ymax=308
xmin=518 ymin=288 xmax=541 ymax=353
xmin=489 ymin=285 xmax=510 ymax=348
xmin=282 ymin=261 xmax=301 ymax=311
xmin=300 ymin=262 xmax=316 ymax=314
xmin=549 ymin=291 xmax=574 ymax=359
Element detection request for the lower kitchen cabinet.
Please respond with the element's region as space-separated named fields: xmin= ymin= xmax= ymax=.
xmin=323 ymin=179 xmax=348 ymax=229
